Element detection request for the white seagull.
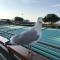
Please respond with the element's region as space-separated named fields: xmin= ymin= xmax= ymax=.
xmin=10 ymin=17 xmax=43 ymax=45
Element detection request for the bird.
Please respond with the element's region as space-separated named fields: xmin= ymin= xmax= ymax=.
xmin=9 ymin=17 xmax=43 ymax=60
xmin=10 ymin=17 xmax=43 ymax=45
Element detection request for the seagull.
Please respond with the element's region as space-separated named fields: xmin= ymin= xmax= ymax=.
xmin=10 ymin=17 xmax=43 ymax=45
xmin=9 ymin=17 xmax=43 ymax=60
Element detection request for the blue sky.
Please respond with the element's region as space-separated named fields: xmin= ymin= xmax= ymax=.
xmin=0 ymin=0 xmax=60 ymax=22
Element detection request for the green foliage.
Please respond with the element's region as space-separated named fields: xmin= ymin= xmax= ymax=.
xmin=43 ymin=14 xmax=60 ymax=24
xmin=6 ymin=19 xmax=11 ymax=24
xmin=14 ymin=17 xmax=24 ymax=22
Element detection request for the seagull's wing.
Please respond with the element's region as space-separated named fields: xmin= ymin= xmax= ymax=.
xmin=10 ymin=29 xmax=39 ymax=45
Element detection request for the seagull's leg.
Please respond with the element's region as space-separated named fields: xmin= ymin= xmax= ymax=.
xmin=28 ymin=44 xmax=32 ymax=60
xmin=28 ymin=40 xmax=40 ymax=60
xmin=28 ymin=41 xmax=38 ymax=60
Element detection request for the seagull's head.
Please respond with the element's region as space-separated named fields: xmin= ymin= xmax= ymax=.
xmin=34 ymin=17 xmax=43 ymax=33
xmin=37 ymin=17 xmax=42 ymax=24
xmin=33 ymin=17 xmax=43 ymax=37
xmin=35 ymin=17 xmax=43 ymax=28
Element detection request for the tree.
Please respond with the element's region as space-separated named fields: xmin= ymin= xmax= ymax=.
xmin=6 ymin=19 xmax=11 ymax=24
xmin=14 ymin=17 xmax=24 ymax=25
xmin=43 ymin=14 xmax=59 ymax=24
xmin=14 ymin=17 xmax=23 ymax=22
